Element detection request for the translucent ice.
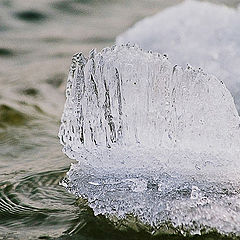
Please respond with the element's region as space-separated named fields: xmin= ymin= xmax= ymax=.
xmin=59 ymin=45 xmax=240 ymax=235
xmin=59 ymin=44 xmax=240 ymax=158
xmin=117 ymin=0 xmax=240 ymax=113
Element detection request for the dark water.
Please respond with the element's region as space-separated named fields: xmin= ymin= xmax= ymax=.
xmin=0 ymin=0 xmax=240 ymax=239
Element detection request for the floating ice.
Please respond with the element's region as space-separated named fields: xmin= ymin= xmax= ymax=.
xmin=59 ymin=45 xmax=240 ymax=235
xmin=117 ymin=0 xmax=240 ymax=113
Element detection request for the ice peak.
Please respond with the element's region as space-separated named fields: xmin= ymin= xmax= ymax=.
xmin=59 ymin=44 xmax=240 ymax=157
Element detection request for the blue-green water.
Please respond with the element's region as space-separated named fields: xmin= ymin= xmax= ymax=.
xmin=0 ymin=0 xmax=240 ymax=239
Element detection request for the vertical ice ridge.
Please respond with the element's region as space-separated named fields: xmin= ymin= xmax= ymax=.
xmin=59 ymin=52 xmax=87 ymax=155
xmin=59 ymin=44 xmax=240 ymax=159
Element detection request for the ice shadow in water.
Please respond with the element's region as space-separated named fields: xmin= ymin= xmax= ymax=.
xmin=59 ymin=199 xmax=240 ymax=240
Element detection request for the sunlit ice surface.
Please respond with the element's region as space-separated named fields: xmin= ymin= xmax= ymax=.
xmin=59 ymin=44 xmax=240 ymax=236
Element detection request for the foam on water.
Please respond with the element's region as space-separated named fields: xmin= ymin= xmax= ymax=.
xmin=117 ymin=0 xmax=240 ymax=113
xmin=59 ymin=45 xmax=240 ymax=235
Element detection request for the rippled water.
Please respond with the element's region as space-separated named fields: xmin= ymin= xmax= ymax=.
xmin=1 ymin=0 xmax=240 ymax=239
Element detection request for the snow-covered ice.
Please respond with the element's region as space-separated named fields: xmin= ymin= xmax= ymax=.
xmin=117 ymin=0 xmax=240 ymax=113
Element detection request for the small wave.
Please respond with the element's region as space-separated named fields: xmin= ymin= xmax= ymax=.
xmin=0 ymin=170 xmax=78 ymax=239
xmin=0 ymin=48 xmax=15 ymax=57
xmin=14 ymin=10 xmax=47 ymax=22
xmin=0 ymin=104 xmax=30 ymax=127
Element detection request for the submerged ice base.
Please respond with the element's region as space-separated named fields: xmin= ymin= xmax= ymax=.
xmin=59 ymin=45 xmax=240 ymax=235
